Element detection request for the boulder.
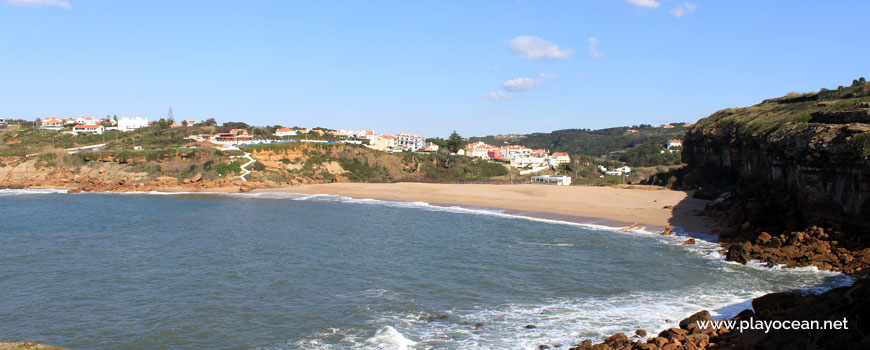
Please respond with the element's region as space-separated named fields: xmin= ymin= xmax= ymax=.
xmin=679 ymin=310 xmax=712 ymax=330
xmin=726 ymin=243 xmax=751 ymax=264
xmin=634 ymin=329 xmax=647 ymax=338
xmin=756 ymin=232 xmax=772 ymax=245
xmin=191 ymin=172 xmax=203 ymax=182
xmin=603 ymin=333 xmax=630 ymax=349
xmin=682 ymin=238 xmax=696 ymax=245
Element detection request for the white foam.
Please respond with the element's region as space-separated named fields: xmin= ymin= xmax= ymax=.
xmin=362 ymin=326 xmax=417 ymax=350
xmin=0 ymin=188 xmax=68 ymax=196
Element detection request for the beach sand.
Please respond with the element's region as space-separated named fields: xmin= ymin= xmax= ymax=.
xmin=254 ymin=183 xmax=715 ymax=233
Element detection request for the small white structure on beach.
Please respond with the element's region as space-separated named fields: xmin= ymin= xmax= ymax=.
xmin=530 ymin=175 xmax=571 ymax=186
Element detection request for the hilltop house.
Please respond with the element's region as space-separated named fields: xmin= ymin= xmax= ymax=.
xmin=41 ymin=117 xmax=64 ymax=130
xmin=465 ymin=142 xmax=497 ymax=158
xmin=75 ymin=116 xmax=97 ymax=125
xmin=275 ymin=128 xmax=297 ymax=137
xmin=372 ymin=134 xmax=397 ymax=151
xmin=550 ymin=152 xmax=571 ymax=165
xmin=667 ymin=139 xmax=683 ymax=149
xmin=73 ymin=124 xmax=105 ymax=135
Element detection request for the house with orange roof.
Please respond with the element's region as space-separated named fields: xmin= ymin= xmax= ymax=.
xmin=626 ymin=129 xmax=639 ymax=133
xmin=372 ymin=134 xmax=397 ymax=151
xmin=666 ymin=139 xmax=682 ymax=149
xmin=550 ymin=152 xmax=571 ymax=164
xmin=41 ymin=117 xmax=63 ymax=130
xmin=75 ymin=116 xmax=96 ymax=125
xmin=465 ymin=141 xmax=497 ymax=158
xmin=73 ymin=124 xmax=105 ymax=135
xmin=275 ymin=128 xmax=297 ymax=137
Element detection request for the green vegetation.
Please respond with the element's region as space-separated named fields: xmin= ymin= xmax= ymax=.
xmin=694 ymin=79 xmax=870 ymax=138
xmin=612 ymin=141 xmax=682 ymax=167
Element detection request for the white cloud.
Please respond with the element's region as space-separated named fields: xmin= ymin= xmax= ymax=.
xmin=625 ymin=0 xmax=659 ymax=8
xmin=3 ymin=0 xmax=71 ymax=8
xmin=588 ymin=37 xmax=604 ymax=59
xmin=487 ymin=74 xmax=554 ymax=101
xmin=503 ymin=77 xmax=540 ymax=92
xmin=670 ymin=2 xmax=696 ymax=17
xmin=485 ymin=91 xmax=515 ymax=101
xmin=506 ymin=35 xmax=574 ymax=60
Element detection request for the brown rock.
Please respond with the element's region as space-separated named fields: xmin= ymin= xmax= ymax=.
xmin=634 ymin=329 xmax=647 ymax=338
xmin=525 ymin=324 xmax=537 ymax=329
xmin=682 ymin=238 xmax=696 ymax=245
xmin=191 ymin=172 xmax=203 ymax=182
xmin=156 ymin=176 xmax=177 ymax=183
xmin=603 ymin=333 xmax=630 ymax=349
xmin=679 ymin=310 xmax=712 ymax=330
xmin=756 ymin=232 xmax=772 ymax=245
xmin=726 ymin=243 xmax=751 ymax=264
xmin=659 ymin=328 xmax=688 ymax=341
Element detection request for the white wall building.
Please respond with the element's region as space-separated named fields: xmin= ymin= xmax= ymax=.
xmin=117 ymin=117 xmax=149 ymax=132
xmin=275 ymin=128 xmax=297 ymax=137
xmin=73 ymin=124 xmax=105 ymax=135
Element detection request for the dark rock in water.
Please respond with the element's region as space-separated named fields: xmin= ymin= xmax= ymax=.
xmin=538 ymin=345 xmax=550 ymax=350
xmin=634 ymin=329 xmax=647 ymax=337
xmin=726 ymin=242 xmax=751 ymax=264
xmin=682 ymin=238 xmax=696 ymax=245
xmin=525 ymin=324 xmax=537 ymax=329
xmin=679 ymin=310 xmax=712 ymax=330
xmin=473 ymin=322 xmax=484 ymax=328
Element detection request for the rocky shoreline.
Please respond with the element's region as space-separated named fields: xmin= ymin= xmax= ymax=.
xmin=557 ymin=277 xmax=869 ymax=350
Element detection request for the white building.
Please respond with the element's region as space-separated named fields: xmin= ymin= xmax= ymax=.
xmin=550 ymin=152 xmax=571 ymax=165
xmin=275 ymin=128 xmax=297 ymax=137
xmin=395 ymin=133 xmax=426 ymax=151
xmin=530 ymin=175 xmax=572 ymax=186
xmin=75 ymin=116 xmax=97 ymax=125
xmin=667 ymin=139 xmax=683 ymax=149
xmin=73 ymin=124 xmax=105 ymax=135
xmin=118 ymin=117 xmax=149 ymax=132
xmin=41 ymin=117 xmax=64 ymax=130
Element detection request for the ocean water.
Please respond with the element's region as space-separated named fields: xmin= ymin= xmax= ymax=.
xmin=0 ymin=189 xmax=853 ymax=350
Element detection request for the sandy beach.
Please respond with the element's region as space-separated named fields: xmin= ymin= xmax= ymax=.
xmin=254 ymin=183 xmax=715 ymax=233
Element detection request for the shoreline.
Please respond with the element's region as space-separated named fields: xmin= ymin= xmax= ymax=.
xmin=252 ymin=183 xmax=716 ymax=234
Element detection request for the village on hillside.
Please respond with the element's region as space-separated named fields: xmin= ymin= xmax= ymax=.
xmin=9 ymin=111 xmax=686 ymax=185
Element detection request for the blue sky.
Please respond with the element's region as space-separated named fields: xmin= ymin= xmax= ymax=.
xmin=1 ymin=0 xmax=868 ymax=137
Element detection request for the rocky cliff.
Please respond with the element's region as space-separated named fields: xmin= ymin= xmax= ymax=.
xmin=683 ymin=83 xmax=870 ymax=240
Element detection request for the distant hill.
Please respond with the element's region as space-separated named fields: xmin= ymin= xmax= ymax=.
xmin=469 ymin=123 xmax=688 ymax=166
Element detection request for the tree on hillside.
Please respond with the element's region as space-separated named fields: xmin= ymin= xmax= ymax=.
xmin=446 ymin=130 xmax=466 ymax=153
xmin=223 ymin=121 xmax=250 ymax=129
xmin=203 ymin=118 xmax=217 ymax=126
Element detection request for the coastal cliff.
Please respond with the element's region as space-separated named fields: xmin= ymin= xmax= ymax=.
xmin=683 ymin=85 xmax=870 ymax=235
xmin=645 ymin=82 xmax=870 ymax=272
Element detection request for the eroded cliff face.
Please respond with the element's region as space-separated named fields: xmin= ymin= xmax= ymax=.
xmin=685 ymin=119 xmax=870 ymax=231
xmin=683 ymin=86 xmax=870 ymax=241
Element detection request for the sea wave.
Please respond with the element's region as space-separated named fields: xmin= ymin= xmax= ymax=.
xmin=0 ymin=188 xmax=69 ymax=196
xmin=290 ymin=268 xmax=852 ymax=350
